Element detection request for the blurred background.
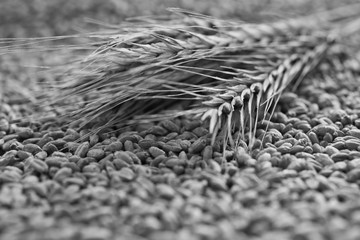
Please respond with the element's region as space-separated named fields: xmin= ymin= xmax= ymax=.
xmin=1 ymin=0 xmax=357 ymax=38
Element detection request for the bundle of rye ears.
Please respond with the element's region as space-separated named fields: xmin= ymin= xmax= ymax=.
xmin=10 ymin=2 xmax=360 ymax=152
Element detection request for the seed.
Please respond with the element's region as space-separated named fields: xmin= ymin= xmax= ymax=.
xmin=61 ymin=162 xmax=80 ymax=172
xmin=347 ymin=169 xmax=360 ymax=182
xmin=324 ymin=146 xmax=339 ymax=156
xmin=0 ymin=119 xmax=9 ymax=132
xmin=235 ymin=147 xmax=252 ymax=166
xmin=312 ymin=143 xmax=322 ymax=153
xmin=208 ymin=159 xmax=222 ymax=173
xmin=312 ymin=124 xmax=337 ymax=136
xmin=87 ymin=149 xmax=105 ymax=161
xmin=63 ymin=134 xmax=79 ymax=142
xmin=354 ymin=119 xmax=360 ymax=128
xmin=295 ymin=152 xmax=315 ymax=159
xmin=269 ymin=156 xmax=281 ymax=167
xmin=192 ymin=127 xmax=209 ymax=137
xmin=0 ymin=171 xmax=21 ymax=183
xmin=296 ymin=122 xmax=312 ymax=133
xmin=160 ymin=120 xmax=180 ymax=133
xmin=16 ymin=127 xmax=33 ymax=139
xmin=345 ymin=139 xmax=360 ymax=150
xmin=303 ymin=146 xmax=313 ymax=153
xmin=151 ymin=155 xmax=167 ymax=167
xmin=65 ymin=142 xmax=80 ymax=153
xmin=189 ymin=138 xmax=207 ymax=154
xmin=294 ymin=132 xmax=311 ymax=143
xmin=272 ymin=111 xmax=288 ymax=124
xmin=45 ymin=157 xmax=68 ymax=168
xmin=258 ymin=152 xmax=271 ymax=163
xmin=274 ymin=139 xmax=287 ymax=148
xmin=146 ymin=125 xmax=168 ymax=136
xmin=156 ymin=184 xmax=175 ymax=199
xmin=47 ymin=130 xmax=65 ymax=139
xmin=37 ymin=136 xmax=53 ymax=148
xmin=349 ymin=151 xmax=360 ymax=159
xmin=307 ymin=131 xmax=319 ymax=144
xmin=287 ymin=158 xmax=307 ymax=172
xmin=69 ymin=155 xmax=81 ymax=163
xmin=173 ymin=165 xmax=185 ymax=175
xmin=113 ymin=158 xmax=130 ymax=170
xmin=162 ymin=140 xmax=183 ymax=153
xmin=53 ymin=167 xmax=72 ymax=182
xmin=331 ymin=141 xmax=346 ymax=150
xmin=104 ymin=141 xmax=123 ymax=152
xmin=323 ymin=132 xmax=333 ymax=143
xmin=177 ymin=131 xmax=197 ymax=140
xmin=63 ymin=177 xmax=85 ymax=187
xmin=28 ymin=157 xmax=49 ymax=173
xmin=135 ymin=151 xmax=149 ymax=163
xmin=164 ymin=157 xmax=179 ymax=168
xmin=282 ymin=123 xmax=293 ymax=135
xmin=202 ymin=145 xmax=213 ymax=161
xmin=35 ymin=151 xmax=47 ymax=160
xmin=65 ymin=128 xmax=80 ymax=137
xmin=3 ymin=134 xmax=18 ymax=143
xmin=77 ymin=157 xmax=91 ymax=170
xmin=42 ymin=142 xmax=58 ymax=155
xmin=118 ymin=167 xmax=135 ymax=182
xmin=289 ymin=145 xmax=304 ymax=154
xmin=277 ymin=145 xmax=291 ymax=154
xmin=17 ymin=150 xmax=31 ymax=161
xmin=138 ymin=139 xmax=157 ymax=149
xmin=331 ymin=152 xmax=351 ymax=162
xmin=75 ymin=142 xmax=90 ymax=158
xmin=89 ymin=134 xmax=99 ymax=147
xmin=349 ymin=158 xmax=360 ymax=169
xmin=208 ymin=175 xmax=227 ymax=191
xmin=124 ymin=140 xmax=134 ymax=151
xmin=332 ymin=161 xmax=348 ymax=172
xmin=341 ymin=114 xmax=352 ymax=125
xmin=114 ymin=151 xmax=133 ymax=164
xmin=314 ymin=153 xmax=334 ymax=166
xmin=268 ymin=129 xmax=283 ymax=141
xmin=178 ymin=140 xmax=191 ymax=152
xmin=23 ymin=143 xmax=42 ymax=155
xmin=82 ymin=163 xmax=101 ymax=173
xmin=149 ymin=146 xmax=166 ymax=158
xmin=22 ymin=137 xmax=42 ymax=145
xmin=259 ymin=130 xmax=271 ymax=143
xmin=8 ymin=140 xmax=24 ymax=151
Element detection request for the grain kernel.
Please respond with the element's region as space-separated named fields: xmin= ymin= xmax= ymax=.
xmin=189 ymin=138 xmax=207 ymax=154
xmin=75 ymin=142 xmax=90 ymax=158
xmin=87 ymin=149 xmax=105 ymax=160
xmin=331 ymin=152 xmax=350 ymax=162
xmin=23 ymin=143 xmax=42 ymax=155
xmin=29 ymin=157 xmax=48 ymax=173
xmin=149 ymin=146 xmax=166 ymax=158
xmin=114 ymin=151 xmax=133 ymax=164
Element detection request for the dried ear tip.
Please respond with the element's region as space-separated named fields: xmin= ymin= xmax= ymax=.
xmin=250 ymin=83 xmax=262 ymax=93
xmin=241 ymin=89 xmax=251 ymax=102
xmin=232 ymin=96 xmax=243 ymax=109
xmin=219 ymin=102 xmax=232 ymax=115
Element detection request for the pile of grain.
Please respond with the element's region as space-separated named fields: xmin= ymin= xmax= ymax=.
xmin=1 ymin=1 xmax=360 ymax=240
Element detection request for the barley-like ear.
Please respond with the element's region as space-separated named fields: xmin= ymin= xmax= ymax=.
xmin=11 ymin=3 xmax=360 ymax=149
